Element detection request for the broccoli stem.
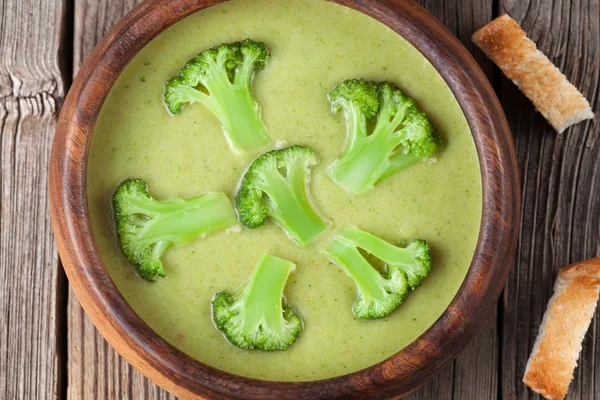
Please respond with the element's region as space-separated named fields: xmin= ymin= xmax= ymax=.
xmin=325 ymin=227 xmax=431 ymax=319
xmin=200 ymin=62 xmax=270 ymax=152
xmin=236 ymin=254 xmax=295 ymax=335
xmin=166 ymin=85 xmax=221 ymax=117
xmin=329 ymin=96 xmax=414 ymax=193
xmin=327 ymin=79 xmax=441 ymax=194
xmin=134 ymin=192 xmax=237 ymax=246
xmin=337 ymin=228 xmax=416 ymax=267
xmin=329 ymin=128 xmax=398 ymax=194
xmin=220 ymin=81 xmax=270 ymax=151
xmin=330 ymin=114 xmax=426 ymax=193
xmin=327 ymin=237 xmax=389 ymax=305
xmin=376 ymin=154 xmax=421 ymax=184
xmin=340 ymin=100 xmax=369 ymax=157
xmin=258 ymin=168 xmax=328 ymax=245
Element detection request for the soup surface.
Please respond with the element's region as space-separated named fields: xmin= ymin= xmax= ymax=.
xmin=88 ymin=0 xmax=482 ymax=381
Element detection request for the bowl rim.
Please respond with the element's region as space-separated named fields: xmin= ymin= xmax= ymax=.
xmin=49 ymin=0 xmax=520 ymax=398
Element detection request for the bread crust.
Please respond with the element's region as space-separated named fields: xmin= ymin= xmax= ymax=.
xmin=522 ymin=258 xmax=600 ymax=400
xmin=472 ymin=14 xmax=594 ymax=133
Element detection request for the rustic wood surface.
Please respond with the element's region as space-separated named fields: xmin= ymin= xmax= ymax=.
xmin=499 ymin=1 xmax=600 ymax=399
xmin=1 ymin=0 xmax=598 ymax=398
xmin=0 ymin=0 xmax=66 ymax=399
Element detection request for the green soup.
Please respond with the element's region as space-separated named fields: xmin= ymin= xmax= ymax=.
xmin=88 ymin=0 xmax=482 ymax=381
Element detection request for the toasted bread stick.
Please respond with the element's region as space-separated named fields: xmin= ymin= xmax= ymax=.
xmin=523 ymin=258 xmax=600 ymax=400
xmin=472 ymin=15 xmax=594 ymax=133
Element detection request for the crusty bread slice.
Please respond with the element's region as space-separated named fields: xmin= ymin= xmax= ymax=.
xmin=523 ymin=258 xmax=600 ymax=400
xmin=472 ymin=14 xmax=594 ymax=133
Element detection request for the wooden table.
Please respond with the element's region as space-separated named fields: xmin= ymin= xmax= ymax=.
xmin=1 ymin=0 xmax=598 ymax=398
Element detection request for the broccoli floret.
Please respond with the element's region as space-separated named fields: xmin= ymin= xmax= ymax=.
xmin=164 ymin=39 xmax=272 ymax=152
xmin=235 ymin=145 xmax=329 ymax=246
xmin=113 ymin=178 xmax=238 ymax=281
xmin=212 ymin=253 xmax=303 ymax=350
xmin=324 ymin=227 xmax=432 ymax=319
xmin=327 ymin=79 xmax=444 ymax=194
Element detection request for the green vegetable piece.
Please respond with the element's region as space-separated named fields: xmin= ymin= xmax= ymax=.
xmin=164 ymin=39 xmax=272 ymax=152
xmin=328 ymin=79 xmax=444 ymax=194
xmin=235 ymin=145 xmax=329 ymax=246
xmin=325 ymin=227 xmax=432 ymax=319
xmin=113 ymin=178 xmax=238 ymax=281
xmin=212 ymin=253 xmax=303 ymax=351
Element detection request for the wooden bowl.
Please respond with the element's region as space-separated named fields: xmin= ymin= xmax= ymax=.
xmin=49 ymin=0 xmax=519 ymax=398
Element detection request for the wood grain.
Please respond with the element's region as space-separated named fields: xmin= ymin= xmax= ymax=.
xmin=2 ymin=0 xmax=598 ymax=398
xmin=0 ymin=0 xmax=66 ymax=399
xmin=50 ymin=0 xmax=518 ymax=398
xmin=73 ymin=0 xmax=142 ymax=75
xmin=496 ymin=0 xmax=600 ymax=399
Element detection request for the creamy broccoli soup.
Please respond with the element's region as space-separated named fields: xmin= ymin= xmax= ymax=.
xmin=88 ymin=0 xmax=482 ymax=381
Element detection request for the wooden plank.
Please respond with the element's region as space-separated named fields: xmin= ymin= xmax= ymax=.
xmin=405 ymin=366 xmax=454 ymax=400
xmin=67 ymin=0 xmax=177 ymax=398
xmin=73 ymin=0 xmax=141 ymax=76
xmin=497 ymin=0 xmax=600 ymax=399
xmin=407 ymin=0 xmax=499 ymax=398
xmin=0 ymin=0 xmax=66 ymax=399
xmin=68 ymin=286 xmax=176 ymax=399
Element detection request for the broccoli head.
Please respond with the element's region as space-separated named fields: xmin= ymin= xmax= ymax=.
xmin=235 ymin=145 xmax=329 ymax=246
xmin=212 ymin=253 xmax=303 ymax=350
xmin=164 ymin=39 xmax=272 ymax=152
xmin=113 ymin=178 xmax=238 ymax=281
xmin=325 ymin=227 xmax=432 ymax=319
xmin=327 ymin=79 xmax=445 ymax=194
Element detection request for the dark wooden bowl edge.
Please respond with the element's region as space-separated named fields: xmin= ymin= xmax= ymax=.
xmin=49 ymin=0 xmax=520 ymax=399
